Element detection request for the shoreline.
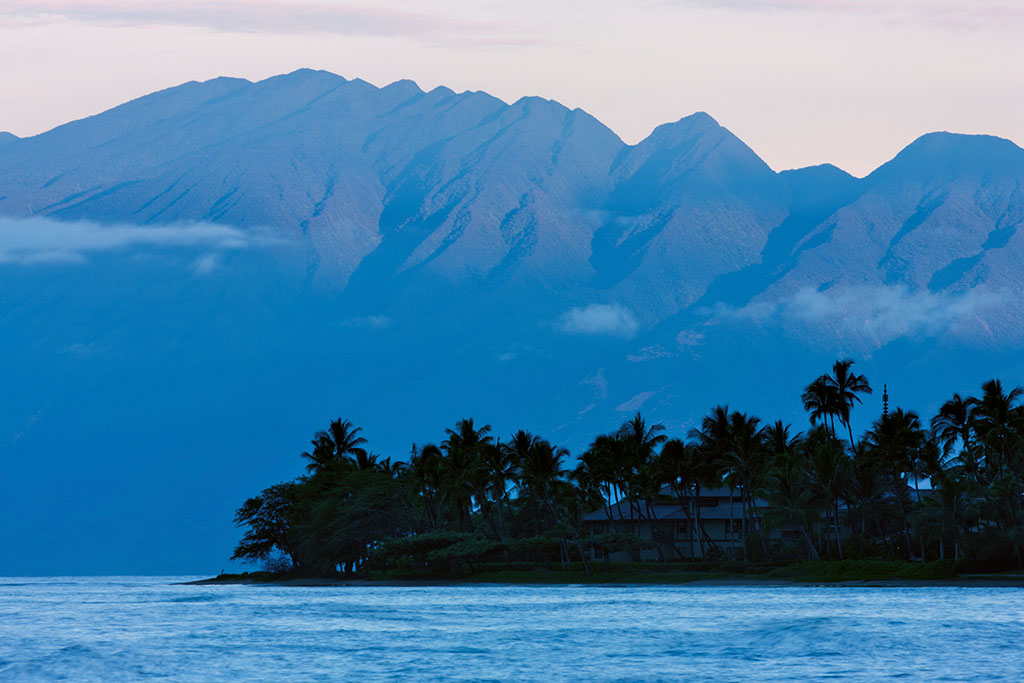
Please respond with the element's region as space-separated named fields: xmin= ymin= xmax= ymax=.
xmin=185 ymin=573 xmax=1024 ymax=588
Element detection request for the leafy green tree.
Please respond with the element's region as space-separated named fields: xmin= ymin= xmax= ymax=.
xmin=231 ymin=482 xmax=303 ymax=569
xmin=294 ymin=466 xmax=416 ymax=575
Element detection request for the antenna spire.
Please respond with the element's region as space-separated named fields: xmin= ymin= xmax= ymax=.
xmin=882 ymin=384 xmax=889 ymax=417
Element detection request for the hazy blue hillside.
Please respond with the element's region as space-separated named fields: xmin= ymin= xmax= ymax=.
xmin=2 ymin=69 xmax=1023 ymax=574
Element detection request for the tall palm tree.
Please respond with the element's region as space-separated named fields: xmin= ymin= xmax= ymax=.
xmin=481 ymin=440 xmax=518 ymax=541
xmin=911 ymin=472 xmax=976 ymax=560
xmin=659 ymin=438 xmax=700 ymax=558
xmin=409 ymin=443 xmax=445 ymax=528
xmin=618 ymin=413 xmax=667 ymax=465
xmin=720 ymin=411 xmax=764 ymax=560
xmin=865 ymin=408 xmax=924 ymax=558
xmin=932 ymin=393 xmax=975 ymax=460
xmin=847 ymin=439 xmax=892 ymax=553
xmin=805 ymin=428 xmax=850 ymax=559
xmin=440 ymin=418 xmax=493 ymax=531
xmin=578 ymin=433 xmax=629 ymax=530
xmin=301 ymin=432 xmax=339 ymax=474
xmin=328 ymin=419 xmax=368 ymax=460
xmin=971 ymin=379 xmax=1023 ymax=478
xmin=763 ymin=449 xmax=822 ymax=560
xmin=518 ymin=436 xmax=569 ymax=535
xmin=802 ymin=376 xmax=839 ymax=439
xmin=825 ymin=359 xmax=872 ymax=447
xmin=617 ymin=413 xmax=668 ymax=555
xmin=689 ymin=406 xmax=733 ymax=558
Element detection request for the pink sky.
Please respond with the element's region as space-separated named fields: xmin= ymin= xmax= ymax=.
xmin=2 ymin=0 xmax=1022 ymax=176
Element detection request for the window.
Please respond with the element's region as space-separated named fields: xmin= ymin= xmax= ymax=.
xmin=730 ymin=520 xmax=743 ymax=533
xmin=591 ymin=523 xmax=604 ymax=535
xmin=675 ymin=521 xmax=689 ymax=539
xmin=698 ymin=497 xmax=719 ymax=507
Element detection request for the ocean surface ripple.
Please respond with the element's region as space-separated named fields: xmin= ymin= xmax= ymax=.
xmin=1 ymin=577 xmax=1021 ymax=681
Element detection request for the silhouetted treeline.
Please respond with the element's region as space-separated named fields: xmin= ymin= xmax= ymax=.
xmin=233 ymin=361 xmax=1024 ymax=575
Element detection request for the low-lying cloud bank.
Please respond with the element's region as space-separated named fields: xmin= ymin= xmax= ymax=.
xmin=559 ymin=303 xmax=639 ymax=339
xmin=712 ymin=284 xmax=1000 ymax=344
xmin=0 ymin=215 xmax=267 ymax=264
xmin=680 ymin=0 xmax=1024 ymax=29
xmin=1 ymin=1 xmax=518 ymax=45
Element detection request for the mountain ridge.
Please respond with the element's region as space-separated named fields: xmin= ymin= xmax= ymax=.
xmin=3 ymin=69 xmax=1024 ymax=575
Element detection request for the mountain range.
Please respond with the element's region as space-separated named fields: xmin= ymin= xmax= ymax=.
xmin=2 ymin=69 xmax=1023 ymax=574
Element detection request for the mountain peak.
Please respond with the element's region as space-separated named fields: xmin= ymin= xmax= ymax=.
xmin=870 ymin=131 xmax=1024 ymax=182
xmin=906 ymin=131 xmax=1022 ymax=156
xmin=641 ymin=111 xmax=721 ymax=145
xmin=383 ymin=78 xmax=422 ymax=94
xmin=780 ymin=163 xmax=856 ymax=183
xmin=612 ymin=110 xmax=772 ymax=187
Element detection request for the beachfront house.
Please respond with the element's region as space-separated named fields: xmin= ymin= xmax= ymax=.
xmin=582 ymin=485 xmax=810 ymax=561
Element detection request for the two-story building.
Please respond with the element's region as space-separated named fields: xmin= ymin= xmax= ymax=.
xmin=582 ymin=485 xmax=804 ymax=560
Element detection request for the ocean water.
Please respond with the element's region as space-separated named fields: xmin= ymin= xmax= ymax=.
xmin=0 ymin=577 xmax=1021 ymax=681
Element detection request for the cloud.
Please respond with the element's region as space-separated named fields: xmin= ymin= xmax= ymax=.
xmin=559 ymin=303 xmax=639 ymax=339
xmin=192 ymin=253 xmax=220 ymax=275
xmin=0 ymin=215 xmax=265 ymax=265
xmin=344 ymin=315 xmax=392 ymax=328
xmin=0 ymin=1 xmax=530 ymax=46
xmin=627 ymin=344 xmax=676 ymax=363
xmin=580 ymin=369 xmax=608 ymax=400
xmin=615 ymin=391 xmax=656 ymax=413
xmin=713 ymin=284 xmax=1000 ymax=345
xmin=675 ymin=330 xmax=705 ymax=349
xmin=674 ymin=0 xmax=1024 ymax=29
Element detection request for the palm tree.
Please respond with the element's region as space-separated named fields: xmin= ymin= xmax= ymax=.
xmin=328 ymin=418 xmax=369 ymax=464
xmin=719 ymin=411 xmax=764 ymax=560
xmin=409 ymin=443 xmax=445 ymax=528
xmin=440 ymin=418 xmax=493 ymax=531
xmin=481 ymin=440 xmax=518 ymax=541
xmin=617 ymin=413 xmax=669 ymax=557
xmin=932 ymin=393 xmax=975 ymax=460
xmin=805 ymin=428 xmax=850 ymax=559
xmin=301 ymin=432 xmax=339 ymax=474
xmin=825 ymin=359 xmax=872 ymax=447
xmin=300 ymin=419 xmax=370 ymax=473
xmin=763 ymin=449 xmax=822 ymax=560
xmin=802 ymin=376 xmax=839 ymax=439
xmin=578 ymin=433 xmax=631 ymax=532
xmin=689 ymin=406 xmax=732 ymax=558
xmin=911 ymin=472 xmax=976 ymax=560
xmin=865 ymin=408 xmax=925 ymax=558
xmin=971 ymin=379 xmax=1023 ymax=478
xmin=618 ymin=413 xmax=667 ymax=465
xmin=518 ymin=436 xmax=569 ymax=535
xmin=847 ymin=440 xmax=893 ymax=555
xmin=659 ymin=438 xmax=700 ymax=558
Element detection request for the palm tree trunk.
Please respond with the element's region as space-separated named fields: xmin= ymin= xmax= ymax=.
xmin=801 ymin=525 xmax=821 ymax=560
xmin=575 ymin=540 xmax=591 ymax=576
xmin=833 ymin=499 xmax=844 ymax=560
xmin=727 ymin=485 xmax=735 ymax=560
xmin=695 ymin=484 xmax=706 ymax=559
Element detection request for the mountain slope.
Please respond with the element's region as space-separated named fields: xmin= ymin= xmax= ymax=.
xmin=2 ymin=70 xmax=1024 ymax=574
